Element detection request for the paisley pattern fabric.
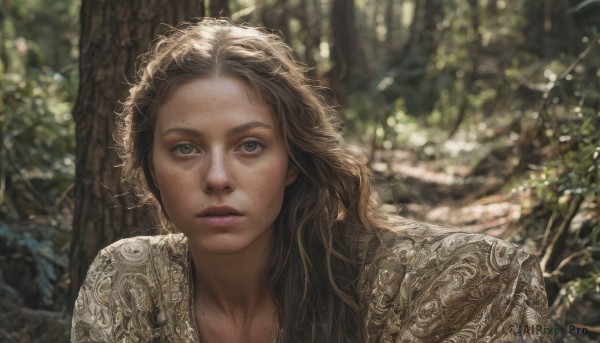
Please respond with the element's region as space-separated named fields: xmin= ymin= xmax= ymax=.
xmin=71 ymin=221 xmax=552 ymax=342
xmin=360 ymin=221 xmax=551 ymax=342
xmin=71 ymin=234 xmax=198 ymax=342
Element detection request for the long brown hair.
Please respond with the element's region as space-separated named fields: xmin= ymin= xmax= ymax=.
xmin=117 ymin=18 xmax=388 ymax=342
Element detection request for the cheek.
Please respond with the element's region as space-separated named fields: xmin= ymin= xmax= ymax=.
xmin=250 ymin=161 xmax=289 ymax=203
xmin=153 ymin=165 xmax=186 ymax=200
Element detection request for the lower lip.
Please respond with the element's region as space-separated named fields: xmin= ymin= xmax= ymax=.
xmin=197 ymin=215 xmax=244 ymax=228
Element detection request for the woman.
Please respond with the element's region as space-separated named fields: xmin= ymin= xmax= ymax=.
xmin=71 ymin=19 xmax=552 ymax=342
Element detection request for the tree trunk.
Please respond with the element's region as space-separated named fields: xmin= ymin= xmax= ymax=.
xmin=522 ymin=0 xmax=574 ymax=58
xmin=328 ymin=0 xmax=357 ymax=104
xmin=384 ymin=0 xmax=395 ymax=47
xmin=447 ymin=0 xmax=481 ymax=138
xmin=210 ymin=0 xmax=230 ymax=18
xmin=390 ymin=0 xmax=443 ymax=116
xmin=299 ymin=0 xmax=320 ymax=74
xmin=69 ymin=0 xmax=204 ymax=310
xmin=261 ymin=0 xmax=290 ymax=42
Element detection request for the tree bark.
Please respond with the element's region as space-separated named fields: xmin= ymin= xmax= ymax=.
xmin=69 ymin=0 xmax=204 ymax=310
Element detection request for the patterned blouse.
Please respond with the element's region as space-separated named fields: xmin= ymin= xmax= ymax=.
xmin=71 ymin=220 xmax=552 ymax=342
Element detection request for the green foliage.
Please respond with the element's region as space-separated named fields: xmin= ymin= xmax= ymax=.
xmin=0 ymin=218 xmax=70 ymax=307
xmin=344 ymin=0 xmax=600 ymax=325
xmin=1 ymin=0 xmax=78 ymax=218
xmin=523 ymin=33 xmax=600 ymax=320
xmin=2 ymin=66 xmax=76 ymax=215
xmin=0 ymin=0 xmax=77 ymax=319
xmin=523 ymin=31 xmax=599 ymax=219
xmin=0 ymin=0 xmax=598 ymax=329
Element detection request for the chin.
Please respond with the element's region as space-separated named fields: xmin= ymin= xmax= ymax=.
xmin=200 ymin=245 xmax=250 ymax=256
xmin=189 ymin=234 xmax=272 ymax=256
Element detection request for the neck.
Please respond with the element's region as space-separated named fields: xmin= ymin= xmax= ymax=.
xmin=190 ymin=237 xmax=274 ymax=317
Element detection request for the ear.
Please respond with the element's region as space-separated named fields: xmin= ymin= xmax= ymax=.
xmin=285 ymin=164 xmax=299 ymax=186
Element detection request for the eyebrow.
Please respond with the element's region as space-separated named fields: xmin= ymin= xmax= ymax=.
xmin=161 ymin=120 xmax=273 ymax=138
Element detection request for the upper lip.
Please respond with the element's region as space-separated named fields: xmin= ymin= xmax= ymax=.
xmin=197 ymin=205 xmax=243 ymax=217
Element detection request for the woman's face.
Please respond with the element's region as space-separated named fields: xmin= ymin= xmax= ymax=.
xmin=151 ymin=76 xmax=297 ymax=255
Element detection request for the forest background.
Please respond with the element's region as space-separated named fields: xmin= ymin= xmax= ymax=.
xmin=1 ymin=0 xmax=599 ymax=341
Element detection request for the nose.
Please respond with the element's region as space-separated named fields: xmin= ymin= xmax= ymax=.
xmin=202 ymin=150 xmax=234 ymax=194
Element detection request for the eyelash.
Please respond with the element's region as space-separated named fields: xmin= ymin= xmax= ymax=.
xmin=169 ymin=140 xmax=265 ymax=156
xmin=171 ymin=143 xmax=198 ymax=155
xmin=239 ymin=139 xmax=265 ymax=154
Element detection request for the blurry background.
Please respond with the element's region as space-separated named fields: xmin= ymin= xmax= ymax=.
xmin=0 ymin=0 xmax=598 ymax=341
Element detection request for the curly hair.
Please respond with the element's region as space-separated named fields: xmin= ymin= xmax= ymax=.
xmin=117 ymin=18 xmax=389 ymax=342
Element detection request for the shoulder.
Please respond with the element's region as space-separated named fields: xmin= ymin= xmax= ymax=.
xmin=363 ymin=220 xmax=531 ymax=282
xmin=365 ymin=219 xmax=535 ymax=274
xmin=97 ymin=233 xmax=188 ymax=261
xmin=71 ymin=234 xmax=190 ymax=342
xmin=77 ymin=234 xmax=188 ymax=287
xmin=361 ymin=219 xmax=551 ymax=342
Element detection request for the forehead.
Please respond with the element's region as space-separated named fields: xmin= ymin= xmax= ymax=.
xmin=153 ymin=76 xmax=279 ymax=135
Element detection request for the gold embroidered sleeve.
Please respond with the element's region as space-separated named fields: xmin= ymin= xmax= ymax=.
xmin=361 ymin=227 xmax=552 ymax=342
xmin=70 ymin=235 xmax=197 ymax=343
xmin=71 ymin=247 xmax=117 ymax=342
